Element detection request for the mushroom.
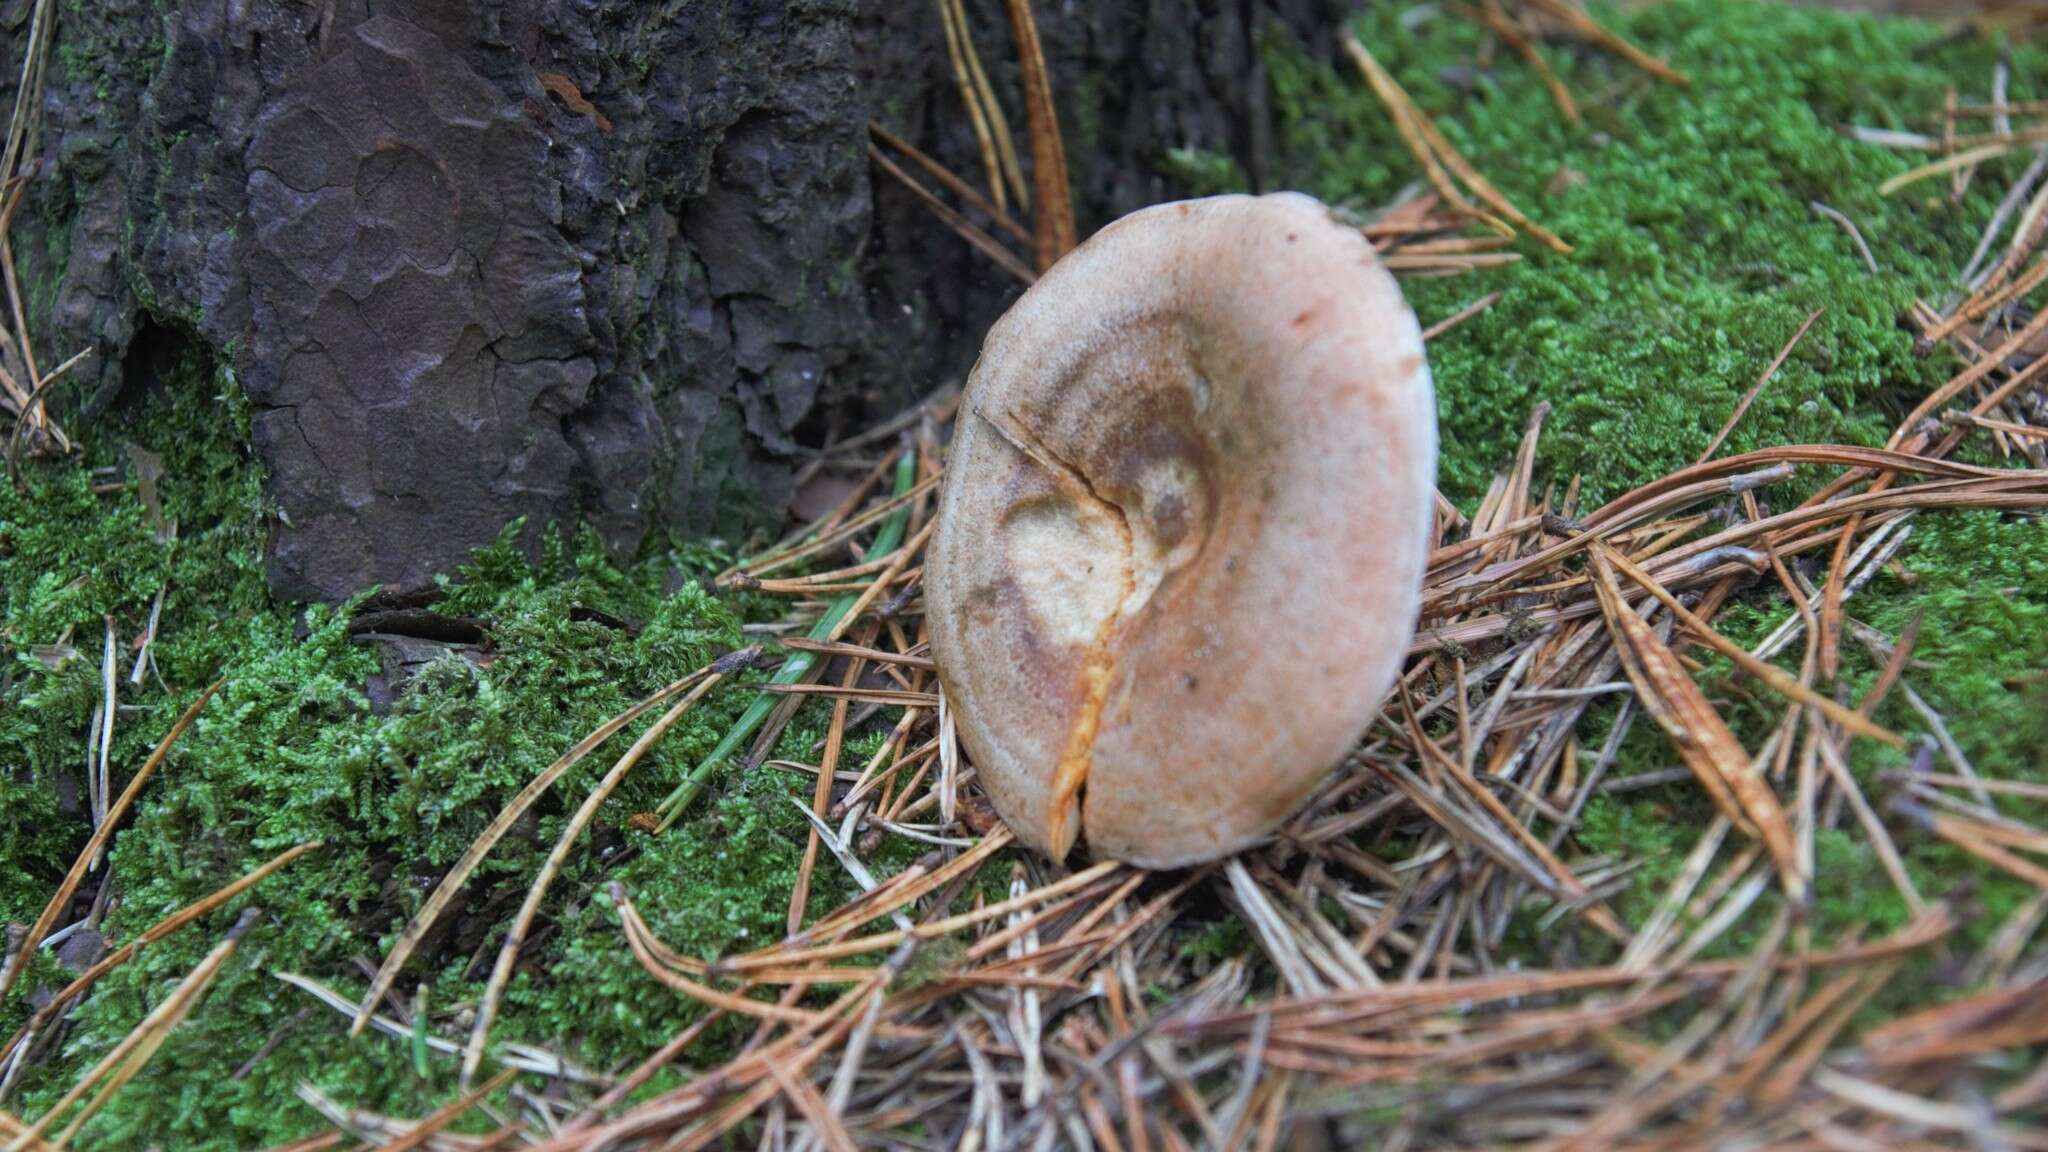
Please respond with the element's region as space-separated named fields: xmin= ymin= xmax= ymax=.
xmin=927 ymin=192 xmax=1438 ymax=868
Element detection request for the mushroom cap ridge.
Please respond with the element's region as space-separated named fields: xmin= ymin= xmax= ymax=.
xmin=927 ymin=192 xmax=1437 ymax=868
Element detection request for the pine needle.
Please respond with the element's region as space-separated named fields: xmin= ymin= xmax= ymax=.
xmin=654 ymin=448 xmax=921 ymax=829
xmin=462 ymin=652 xmax=755 ymax=1085
xmin=0 ymin=683 xmax=221 ymax=1007
xmin=1588 ymin=550 xmax=1805 ymax=904
xmin=1006 ymin=0 xmax=1075 ymax=269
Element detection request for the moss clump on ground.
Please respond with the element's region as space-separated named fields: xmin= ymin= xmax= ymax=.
xmin=1 ymin=1 xmax=2045 ymax=1146
xmin=1262 ymin=0 xmax=2047 ymax=960
xmin=1273 ymin=0 xmax=2020 ymax=505
xmin=0 ymin=346 xmax=850 ymax=1144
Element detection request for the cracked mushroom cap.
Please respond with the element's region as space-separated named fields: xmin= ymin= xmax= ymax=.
xmin=927 ymin=192 xmax=1438 ymax=869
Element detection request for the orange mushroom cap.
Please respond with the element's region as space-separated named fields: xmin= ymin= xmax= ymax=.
xmin=927 ymin=192 xmax=1438 ymax=868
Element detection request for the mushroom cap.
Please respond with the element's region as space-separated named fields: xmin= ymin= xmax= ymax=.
xmin=927 ymin=192 xmax=1437 ymax=869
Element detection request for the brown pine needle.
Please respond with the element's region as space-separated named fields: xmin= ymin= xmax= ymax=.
xmin=756 ymin=683 xmax=935 ymax=707
xmin=0 ymin=681 xmax=221 ymax=1007
xmin=1383 ymin=252 xmax=1523 ymax=272
xmin=377 ymin=1070 xmax=517 ymax=1152
xmin=1341 ymin=30 xmax=1513 ymax=240
xmin=1902 ymin=804 xmax=2048 ymax=891
xmin=1905 ymin=296 xmax=2048 ymax=438
xmin=789 ymin=646 xmax=863 ymax=935
xmin=1181 ymin=907 xmax=1949 ymax=1028
xmin=631 ymin=949 xmax=881 ymax=994
xmin=1698 ymin=308 xmax=1825 ymax=463
xmin=935 ymin=0 xmax=1010 ymax=216
xmin=766 ymin=1060 xmax=859 ymax=1152
xmin=1958 ymin=412 xmax=2048 ymax=442
xmin=353 ymin=663 xmax=729 ymax=1037
xmin=1522 ymin=0 xmax=1690 ymax=87
xmin=1757 ymin=963 xmax=1900 ymax=1103
xmin=868 ymin=143 xmax=1036 ymax=285
xmin=742 ymin=473 xmax=945 ymax=580
xmin=713 ymin=859 xmax=1120 ymax=975
xmin=1880 ymin=142 xmax=2010 ymax=195
xmin=1006 ymin=0 xmax=1074 ymax=270
xmin=1865 ymin=983 xmax=2048 ymax=1068
xmin=560 ymin=1012 xmax=727 ymax=1136
xmin=0 ymin=1113 xmax=39 ymax=1149
xmin=1708 ymin=969 xmax=1866 ymax=1113
xmin=251 ymin=1134 xmax=346 ymax=1152
xmin=1397 ymin=691 xmax=1629 ymax=942
xmin=948 ymin=0 xmax=1028 ymax=210
xmin=869 ymin=120 xmax=1030 ymax=244
xmin=2 ymin=841 xmax=320 ymax=1066
xmin=1588 ymin=551 xmax=1805 ymax=904
xmin=462 ymin=652 xmax=749 ymax=1085
xmin=781 ymin=636 xmax=934 ymax=671
xmin=1814 ymin=730 xmax=1926 ymax=915
xmin=1476 ymin=0 xmax=1579 ymax=122
xmin=1340 ymin=29 xmax=1569 ymax=254
xmin=1593 ymin=541 xmax=1901 ymax=748
xmin=1820 ymin=299 xmax=2048 ymax=680
xmin=1403 ymin=97 xmax=1572 ymax=255
xmin=1925 ymin=253 xmax=2048 ymax=345
xmin=10 ymin=908 xmax=258 ymax=1150
xmin=0 ymin=187 xmax=54 ymax=452
xmin=1859 ymin=610 xmax=1923 ymax=718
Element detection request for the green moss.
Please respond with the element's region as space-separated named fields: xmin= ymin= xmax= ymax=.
xmin=1159 ymin=146 xmax=1249 ymax=199
xmin=0 ymin=353 xmax=834 ymax=1145
xmin=1264 ymin=0 xmax=2047 ymax=961
xmin=1178 ymin=916 xmax=1254 ymax=965
xmin=1268 ymin=0 xmax=2016 ymax=506
xmin=1571 ymin=793 xmax=1693 ymax=924
xmin=1063 ymin=71 xmax=1106 ymax=164
xmin=1593 ymin=504 xmax=2048 ymax=952
xmin=1866 ymin=510 xmax=2048 ymax=779
xmin=2 ymin=347 xmax=265 ymax=919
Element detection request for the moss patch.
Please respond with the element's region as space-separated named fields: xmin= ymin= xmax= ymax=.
xmin=1254 ymin=0 xmax=2046 ymax=967
xmin=1269 ymin=0 xmax=2021 ymax=505
xmin=0 ymin=349 xmax=847 ymax=1144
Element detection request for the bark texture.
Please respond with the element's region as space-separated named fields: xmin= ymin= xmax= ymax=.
xmin=7 ymin=0 xmax=1348 ymax=601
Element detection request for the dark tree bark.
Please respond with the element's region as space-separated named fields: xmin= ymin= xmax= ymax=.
xmin=5 ymin=0 xmax=1349 ymax=601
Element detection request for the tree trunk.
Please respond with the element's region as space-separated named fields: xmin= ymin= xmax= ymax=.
xmin=6 ymin=0 xmax=1348 ymax=601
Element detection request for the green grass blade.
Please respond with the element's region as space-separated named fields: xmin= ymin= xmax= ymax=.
xmin=653 ymin=447 xmax=920 ymax=828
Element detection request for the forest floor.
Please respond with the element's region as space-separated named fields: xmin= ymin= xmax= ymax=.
xmin=3 ymin=0 xmax=2047 ymax=1148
